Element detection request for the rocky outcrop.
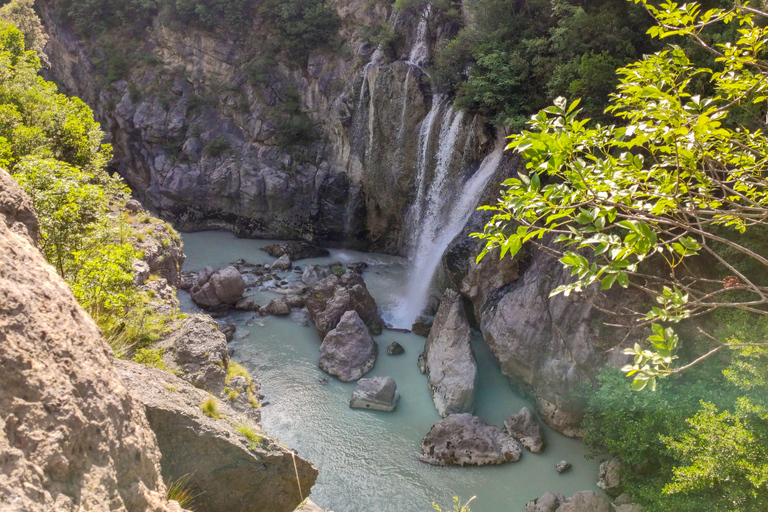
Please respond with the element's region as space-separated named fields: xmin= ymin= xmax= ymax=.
xmin=116 ymin=360 xmax=317 ymax=512
xmin=318 ymin=310 xmax=378 ymax=381
xmin=190 ymin=266 xmax=246 ymax=309
xmin=553 ymin=491 xmax=611 ymax=512
xmin=419 ymin=414 xmax=522 ymax=467
xmin=504 ymin=407 xmax=545 ymax=453
xmin=271 ymin=254 xmax=293 ymax=271
xmin=305 ymin=271 xmax=383 ymax=339
xmin=0 ymin=170 xmax=179 ymax=512
xmin=597 ymin=458 xmax=625 ymax=497
xmin=422 ymin=289 xmax=476 ymax=417
xmin=263 ymin=241 xmax=329 ymax=260
xmin=526 ymin=492 xmax=565 ymax=512
xmin=349 ymin=376 xmax=399 ymax=411
xmin=163 ymin=314 xmax=229 ymax=395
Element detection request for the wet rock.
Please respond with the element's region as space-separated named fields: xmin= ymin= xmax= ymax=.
xmin=555 ymin=491 xmax=611 ymax=512
xmin=423 ymin=289 xmax=476 ymax=417
xmin=417 ymin=353 xmax=427 ymax=374
xmin=116 ymin=360 xmax=317 ymax=512
xmin=349 ymin=376 xmax=399 ymax=411
xmin=167 ymin=314 xmax=228 ymax=394
xmin=526 ymin=492 xmax=565 ymax=512
xmin=347 ymin=262 xmax=368 ymax=274
xmin=0 ymin=172 xmax=177 ymax=511
xmin=305 ymin=272 xmax=384 ymax=339
xmin=318 ymin=310 xmax=378 ymax=382
xmin=556 ymin=460 xmax=572 ymax=474
xmin=262 ymin=241 xmax=329 ymax=260
xmin=285 ymin=294 xmax=306 ymax=308
xmin=179 ymin=270 xmax=197 ymax=290
xmin=419 ymin=414 xmax=522 ymax=466
xmin=301 ymin=264 xmax=332 ymax=286
xmin=235 ymin=296 xmax=256 ymax=311
xmin=504 ymin=407 xmax=545 ymax=453
xmin=218 ymin=322 xmax=236 ymax=342
xmin=597 ymin=457 xmax=624 ymax=497
xmin=387 ymin=341 xmax=405 ymax=355
xmin=190 ymin=266 xmax=245 ymax=309
xmin=411 ymin=295 xmax=440 ymax=337
xmin=266 ymin=298 xmax=291 ymax=316
xmin=271 ymin=253 xmax=292 ymax=271
xmin=290 ymin=307 xmax=310 ymax=326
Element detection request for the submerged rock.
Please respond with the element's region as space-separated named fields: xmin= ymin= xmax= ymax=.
xmin=526 ymin=491 xmax=565 ymax=512
xmin=556 ymin=460 xmax=572 ymax=474
xmin=349 ymin=376 xmax=399 ymax=411
xmin=235 ymin=296 xmax=256 ymax=311
xmin=262 ymin=241 xmax=330 ymax=260
xmin=190 ymin=265 xmax=245 ymax=308
xmin=306 ymin=271 xmax=384 ymax=339
xmin=117 ymin=360 xmax=317 ymax=512
xmin=319 ymin=310 xmax=378 ymax=382
xmin=387 ymin=341 xmax=405 ymax=355
xmin=419 ymin=413 xmax=522 ymax=466
xmin=504 ymin=407 xmax=545 ymax=453
xmin=0 ymin=170 xmax=177 ymax=511
xmin=301 ymin=264 xmax=332 ymax=286
xmin=423 ymin=289 xmax=477 ymax=417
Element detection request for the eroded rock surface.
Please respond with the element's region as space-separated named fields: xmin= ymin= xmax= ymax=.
xmin=419 ymin=414 xmax=522 ymax=467
xmin=116 ymin=360 xmax=317 ymax=512
xmin=0 ymin=170 xmax=179 ymax=512
xmin=306 ymin=271 xmax=383 ymax=339
xmin=422 ymin=289 xmax=476 ymax=417
xmin=349 ymin=376 xmax=399 ymax=411
xmin=190 ymin=266 xmax=245 ymax=309
xmin=526 ymin=492 xmax=565 ymax=512
xmin=318 ymin=310 xmax=378 ymax=381
xmin=504 ymin=407 xmax=545 ymax=453
xmin=164 ymin=314 xmax=229 ymax=395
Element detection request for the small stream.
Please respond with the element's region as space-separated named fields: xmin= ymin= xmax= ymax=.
xmin=178 ymin=231 xmax=602 ymax=512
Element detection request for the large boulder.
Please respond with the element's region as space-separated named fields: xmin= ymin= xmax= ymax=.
xmin=262 ymin=241 xmax=329 ymax=260
xmin=422 ymin=289 xmax=477 ymax=417
xmin=554 ymin=491 xmax=611 ymax=512
xmin=419 ymin=414 xmax=522 ymax=466
xmin=349 ymin=376 xmax=399 ymax=411
xmin=0 ymin=170 xmax=179 ymax=512
xmin=597 ymin=457 xmax=625 ymax=497
xmin=266 ymin=298 xmax=291 ymax=316
xmin=165 ymin=314 xmax=229 ymax=395
xmin=526 ymin=492 xmax=565 ymax=512
xmin=301 ymin=264 xmax=332 ymax=286
xmin=190 ymin=266 xmax=245 ymax=309
xmin=305 ymin=271 xmax=384 ymax=339
xmin=271 ymin=253 xmax=292 ymax=271
xmin=504 ymin=407 xmax=545 ymax=453
xmin=318 ymin=310 xmax=378 ymax=382
xmin=116 ymin=360 xmax=318 ymax=512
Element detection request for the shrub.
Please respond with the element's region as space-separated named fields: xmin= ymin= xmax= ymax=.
xmin=203 ymin=137 xmax=230 ymax=157
xmin=132 ymin=348 xmax=167 ymax=370
xmin=226 ymin=362 xmax=252 ymax=384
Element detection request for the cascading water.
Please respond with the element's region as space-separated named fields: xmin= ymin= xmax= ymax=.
xmin=408 ymin=95 xmax=444 ymax=242
xmin=408 ymin=7 xmax=431 ymax=69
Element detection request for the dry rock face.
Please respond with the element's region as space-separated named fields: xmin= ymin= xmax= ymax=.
xmin=164 ymin=314 xmax=229 ymax=395
xmin=422 ymin=289 xmax=477 ymax=417
xmin=116 ymin=360 xmax=317 ymax=512
xmin=0 ymin=170 xmax=179 ymax=512
xmin=419 ymin=414 xmax=522 ymax=466
xmin=504 ymin=407 xmax=545 ymax=453
xmin=306 ymin=271 xmax=383 ymax=339
xmin=349 ymin=376 xmax=399 ymax=411
xmin=318 ymin=310 xmax=378 ymax=381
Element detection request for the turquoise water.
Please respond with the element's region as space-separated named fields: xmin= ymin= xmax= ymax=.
xmin=179 ymin=231 xmax=602 ymax=512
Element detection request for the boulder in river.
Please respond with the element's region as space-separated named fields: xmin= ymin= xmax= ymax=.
xmin=554 ymin=491 xmax=611 ymax=512
xmin=387 ymin=341 xmax=405 ymax=355
xmin=190 ymin=265 xmax=246 ymax=308
xmin=262 ymin=241 xmax=330 ymax=260
xmin=422 ymin=289 xmax=477 ymax=417
xmin=271 ymin=253 xmax=293 ymax=271
xmin=526 ymin=491 xmax=565 ymax=512
xmin=349 ymin=376 xmax=399 ymax=411
xmin=504 ymin=407 xmax=545 ymax=453
xmin=306 ymin=271 xmax=384 ymax=339
xmin=419 ymin=413 xmax=522 ymax=466
xmin=318 ymin=310 xmax=378 ymax=382
xmin=301 ymin=264 xmax=332 ymax=285
xmin=556 ymin=460 xmax=572 ymax=474
xmin=266 ymin=298 xmax=291 ymax=316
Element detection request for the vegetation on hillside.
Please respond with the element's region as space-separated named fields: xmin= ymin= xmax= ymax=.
xmin=476 ymin=0 xmax=768 ymax=509
xmin=0 ymin=10 xmax=173 ymax=355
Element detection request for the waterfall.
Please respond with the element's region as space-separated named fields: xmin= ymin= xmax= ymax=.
xmin=408 ymin=7 xmax=431 ymax=68
xmin=409 ymin=94 xmax=445 ymax=237
xmin=390 ymin=142 xmax=505 ymax=329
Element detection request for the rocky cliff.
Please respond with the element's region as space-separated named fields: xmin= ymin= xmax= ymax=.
xmin=0 ymin=170 xmax=182 ymax=512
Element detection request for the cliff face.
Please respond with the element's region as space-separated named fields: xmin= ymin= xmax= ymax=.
xmin=0 ymin=170 xmax=182 ymax=512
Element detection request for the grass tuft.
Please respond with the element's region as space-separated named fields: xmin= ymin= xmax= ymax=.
xmin=201 ymin=397 xmax=223 ymax=419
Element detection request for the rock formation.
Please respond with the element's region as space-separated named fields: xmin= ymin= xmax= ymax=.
xmin=318 ymin=310 xmax=378 ymax=382
xmin=349 ymin=376 xmax=399 ymax=411
xmin=526 ymin=492 xmax=565 ymax=512
xmin=386 ymin=341 xmax=405 ymax=355
xmin=190 ymin=265 xmax=246 ymax=309
xmin=263 ymin=241 xmax=329 ymax=260
xmin=422 ymin=289 xmax=477 ymax=417
xmin=163 ymin=314 xmax=229 ymax=395
xmin=504 ymin=407 xmax=545 ymax=453
xmin=117 ymin=360 xmax=317 ymax=512
xmin=553 ymin=491 xmax=612 ymax=512
xmin=0 ymin=170 xmax=180 ymax=512
xmin=305 ymin=271 xmax=383 ymax=339
xmin=419 ymin=414 xmax=522 ymax=466
xmin=597 ymin=457 xmax=625 ymax=497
